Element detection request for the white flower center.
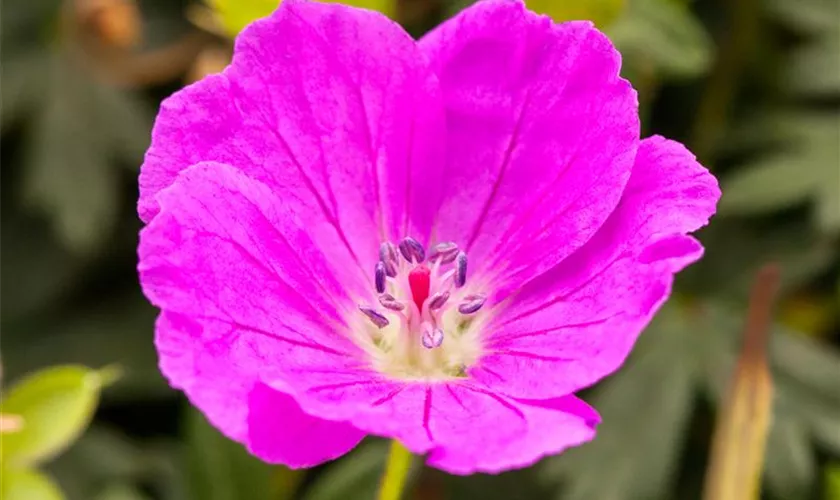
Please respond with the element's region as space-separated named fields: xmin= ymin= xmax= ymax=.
xmin=352 ymin=238 xmax=489 ymax=381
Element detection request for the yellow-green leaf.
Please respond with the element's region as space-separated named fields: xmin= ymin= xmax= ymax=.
xmin=527 ymin=0 xmax=624 ymax=28
xmin=209 ymin=0 xmax=278 ymax=37
xmin=209 ymin=0 xmax=395 ymax=39
xmin=826 ymin=463 xmax=840 ymax=500
xmin=0 ymin=365 xmax=119 ymax=467
xmin=0 ymin=468 xmax=65 ymax=500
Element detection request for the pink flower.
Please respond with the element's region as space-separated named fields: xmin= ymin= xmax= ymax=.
xmin=138 ymin=0 xmax=719 ymax=474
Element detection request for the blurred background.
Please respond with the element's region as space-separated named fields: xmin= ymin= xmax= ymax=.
xmin=1 ymin=0 xmax=838 ymax=499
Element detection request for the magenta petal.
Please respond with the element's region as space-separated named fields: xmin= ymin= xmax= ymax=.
xmin=421 ymin=0 xmax=638 ymax=298
xmin=287 ymin=380 xmax=597 ymax=474
xmin=156 ymin=311 xmax=251 ymax=442
xmin=471 ymin=136 xmax=720 ymax=398
xmin=158 ymin=311 xmax=365 ymax=468
xmin=246 ymin=382 xmax=365 ymax=468
xmin=426 ymin=394 xmax=598 ymax=474
xmin=139 ymin=0 xmax=446 ymax=259
xmin=140 ymin=161 xmax=373 ymax=403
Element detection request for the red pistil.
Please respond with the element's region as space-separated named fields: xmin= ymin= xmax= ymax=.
xmin=408 ymin=265 xmax=431 ymax=313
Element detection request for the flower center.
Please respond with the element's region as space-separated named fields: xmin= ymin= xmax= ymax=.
xmin=355 ymin=237 xmax=488 ymax=380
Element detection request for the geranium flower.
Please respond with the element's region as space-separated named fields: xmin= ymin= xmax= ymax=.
xmin=138 ymin=0 xmax=719 ymax=474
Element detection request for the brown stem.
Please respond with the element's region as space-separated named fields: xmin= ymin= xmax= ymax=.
xmin=742 ymin=263 xmax=780 ymax=365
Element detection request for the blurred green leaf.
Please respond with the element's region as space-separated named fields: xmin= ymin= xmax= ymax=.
xmin=185 ymin=408 xmax=282 ymax=500
xmin=2 ymin=0 xmax=152 ymax=254
xmin=0 ymin=51 xmax=50 ymax=130
xmin=0 ymin=468 xmax=65 ymax=500
xmin=95 ymin=484 xmax=152 ymax=500
xmin=0 ymin=211 xmax=83 ymax=322
xmin=700 ymin=308 xmax=840 ymax=497
xmin=444 ymin=467 xmax=552 ymax=500
xmin=46 ymin=426 xmax=146 ymax=500
xmin=1 ymin=365 xmax=116 ymax=467
xmin=209 ymin=0 xmax=395 ymax=39
xmin=302 ymin=441 xmax=387 ymax=500
xmin=836 ymin=273 xmax=840 ymax=306
xmin=3 ymin=293 xmax=167 ymax=401
xmin=608 ymin=0 xmax=712 ymax=79
xmin=787 ymin=30 xmax=840 ymax=96
xmin=21 ymin=52 xmax=151 ymax=253
xmin=719 ymin=112 xmax=840 ymax=233
xmin=545 ymin=300 xmax=840 ymax=500
xmin=679 ymin=218 xmax=836 ymax=299
xmin=542 ymin=305 xmax=700 ymax=500
xmin=527 ymin=0 xmax=624 ymax=28
xmin=766 ymin=0 xmax=839 ymax=33
xmin=208 ymin=0 xmax=278 ymax=36
xmin=771 ymin=331 xmax=840 ymax=456
xmin=826 ymin=463 xmax=840 ymax=500
xmin=0 ymin=0 xmax=60 ymax=51
xmin=721 ymin=160 xmax=822 ymax=213
xmin=46 ymin=426 xmax=189 ymax=500
xmin=764 ymin=417 xmax=816 ymax=500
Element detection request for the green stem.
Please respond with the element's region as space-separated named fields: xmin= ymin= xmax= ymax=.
xmin=272 ymin=466 xmax=304 ymax=500
xmin=378 ymin=440 xmax=413 ymax=500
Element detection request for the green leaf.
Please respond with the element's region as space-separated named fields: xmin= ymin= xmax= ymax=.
xmin=209 ymin=0 xmax=395 ymax=38
xmin=720 ymin=160 xmax=822 ymax=213
xmin=542 ymin=305 xmax=701 ymax=500
xmin=719 ymin=112 xmax=840 ymax=233
xmin=771 ymin=331 xmax=840 ymax=456
xmin=678 ymin=218 xmax=836 ymax=299
xmin=208 ymin=0 xmax=279 ymax=36
xmin=45 ymin=427 xmax=190 ymax=500
xmin=0 ymin=365 xmax=117 ymax=467
xmin=527 ymin=0 xmax=625 ymax=28
xmin=608 ymin=0 xmax=712 ymax=79
xmin=45 ymin=426 xmax=146 ymax=500
xmin=826 ymin=463 xmax=840 ymax=500
xmin=0 ymin=210 xmax=84 ymax=323
xmin=185 ymin=408 xmax=287 ymax=500
xmin=764 ymin=416 xmax=816 ymax=499
xmin=443 ymin=467 xmax=552 ymax=500
xmin=95 ymin=484 xmax=152 ymax=500
xmin=21 ymin=52 xmax=151 ymax=253
xmin=0 ymin=468 xmax=65 ymax=500
xmin=2 ymin=293 xmax=168 ymax=401
xmin=0 ymin=51 xmax=50 ymax=130
xmin=766 ymin=0 xmax=840 ymax=33
xmin=697 ymin=306 xmax=840 ymax=498
xmin=302 ymin=440 xmax=388 ymax=500
xmin=0 ymin=0 xmax=60 ymax=51
xmin=787 ymin=30 xmax=840 ymax=96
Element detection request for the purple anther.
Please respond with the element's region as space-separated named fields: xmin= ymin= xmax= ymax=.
xmin=428 ymin=291 xmax=450 ymax=311
xmin=359 ymin=305 xmax=389 ymax=329
xmin=378 ymin=293 xmax=405 ymax=311
xmin=379 ymin=242 xmax=398 ymax=277
xmin=454 ymin=251 xmax=467 ymax=288
xmin=421 ymin=324 xmax=444 ymax=349
xmin=458 ymin=294 xmax=486 ymax=315
xmin=428 ymin=242 xmax=459 ymax=264
xmin=374 ymin=261 xmax=387 ymax=294
xmin=398 ymin=237 xmax=425 ymax=263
